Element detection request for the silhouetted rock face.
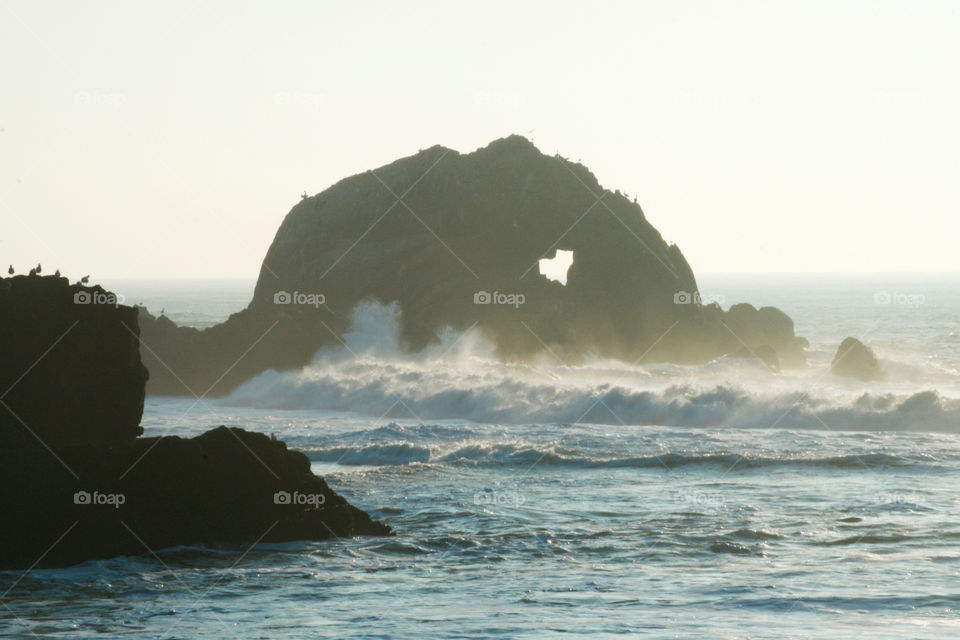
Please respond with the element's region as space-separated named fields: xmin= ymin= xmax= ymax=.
xmin=0 ymin=427 xmax=390 ymax=569
xmin=831 ymin=337 xmax=883 ymax=381
xmin=140 ymin=135 xmax=807 ymax=395
xmin=252 ymin=136 xmax=699 ymax=354
xmin=0 ymin=277 xmax=390 ymax=569
xmin=0 ymin=275 xmax=147 ymax=444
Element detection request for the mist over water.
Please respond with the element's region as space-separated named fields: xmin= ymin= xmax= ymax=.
xmin=221 ymin=278 xmax=960 ymax=432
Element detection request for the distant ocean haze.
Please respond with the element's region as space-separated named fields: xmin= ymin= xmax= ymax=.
xmin=98 ymin=278 xmax=255 ymax=329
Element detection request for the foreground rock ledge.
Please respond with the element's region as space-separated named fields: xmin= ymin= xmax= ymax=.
xmin=0 ymin=426 xmax=391 ymax=570
xmin=0 ymin=275 xmax=390 ymax=570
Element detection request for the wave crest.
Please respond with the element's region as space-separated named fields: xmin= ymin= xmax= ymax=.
xmin=222 ymin=301 xmax=960 ymax=431
xmin=304 ymin=441 xmax=929 ymax=470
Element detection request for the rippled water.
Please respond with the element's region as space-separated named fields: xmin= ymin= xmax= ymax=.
xmin=6 ymin=410 xmax=960 ymax=638
xmin=3 ymin=277 xmax=960 ymax=638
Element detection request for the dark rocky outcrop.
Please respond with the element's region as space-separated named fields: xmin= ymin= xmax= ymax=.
xmin=831 ymin=337 xmax=883 ymax=381
xmin=0 ymin=276 xmax=390 ymax=569
xmin=139 ymin=135 xmax=807 ymax=396
xmin=0 ymin=426 xmax=389 ymax=569
xmin=0 ymin=275 xmax=147 ymax=444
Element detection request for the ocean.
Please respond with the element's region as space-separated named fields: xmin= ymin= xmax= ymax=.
xmin=4 ymin=275 xmax=960 ymax=639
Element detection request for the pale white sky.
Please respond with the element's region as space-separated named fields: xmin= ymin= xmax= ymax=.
xmin=2 ymin=0 xmax=958 ymax=278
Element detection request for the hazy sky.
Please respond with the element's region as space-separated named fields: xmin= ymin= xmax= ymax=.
xmin=2 ymin=0 xmax=958 ymax=279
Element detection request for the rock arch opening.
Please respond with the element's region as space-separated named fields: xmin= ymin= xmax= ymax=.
xmin=538 ymin=250 xmax=574 ymax=285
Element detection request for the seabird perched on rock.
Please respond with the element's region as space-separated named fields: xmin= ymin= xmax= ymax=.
xmin=80 ymin=275 xmax=90 ymax=284
xmin=54 ymin=269 xmax=60 ymax=277
xmin=35 ymin=263 xmax=41 ymax=274
xmin=7 ymin=265 xmax=12 ymax=275
xmin=29 ymin=268 xmax=36 ymax=276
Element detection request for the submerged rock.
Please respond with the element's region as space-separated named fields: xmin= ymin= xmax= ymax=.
xmin=0 ymin=276 xmax=390 ymax=570
xmin=139 ymin=135 xmax=807 ymax=395
xmin=831 ymin=337 xmax=883 ymax=381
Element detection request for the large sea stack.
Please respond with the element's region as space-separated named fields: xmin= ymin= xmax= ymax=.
xmin=139 ymin=135 xmax=808 ymax=396
xmin=0 ymin=275 xmax=390 ymax=570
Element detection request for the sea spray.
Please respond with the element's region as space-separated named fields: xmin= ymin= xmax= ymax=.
xmin=221 ymin=302 xmax=960 ymax=431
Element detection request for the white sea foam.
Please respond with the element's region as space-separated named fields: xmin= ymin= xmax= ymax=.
xmin=221 ymin=301 xmax=960 ymax=431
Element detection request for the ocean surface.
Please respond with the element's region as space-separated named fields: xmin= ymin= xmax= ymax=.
xmin=4 ymin=275 xmax=960 ymax=639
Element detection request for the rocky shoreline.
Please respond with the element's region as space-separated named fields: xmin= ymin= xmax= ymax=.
xmin=0 ymin=275 xmax=390 ymax=570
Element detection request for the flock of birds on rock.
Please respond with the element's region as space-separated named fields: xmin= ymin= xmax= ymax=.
xmin=8 ymin=264 xmax=88 ymax=284
xmin=5 ymin=266 xmax=158 ymax=312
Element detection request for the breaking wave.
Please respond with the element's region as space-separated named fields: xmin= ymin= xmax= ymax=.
xmin=302 ymin=441 xmax=936 ymax=470
xmin=222 ymin=301 xmax=960 ymax=431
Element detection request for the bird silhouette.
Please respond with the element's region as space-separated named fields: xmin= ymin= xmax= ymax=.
xmin=29 ymin=268 xmax=36 ymax=276
xmin=35 ymin=263 xmax=41 ymax=274
xmin=80 ymin=275 xmax=90 ymax=284
xmin=7 ymin=265 xmax=12 ymax=275
xmin=54 ymin=269 xmax=60 ymax=277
